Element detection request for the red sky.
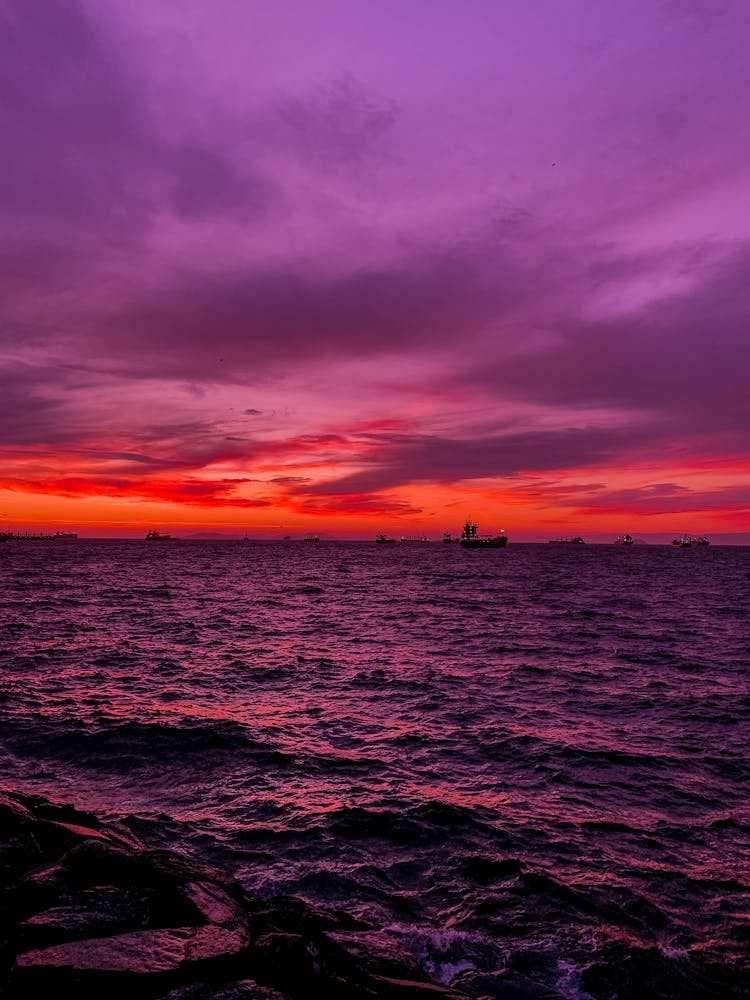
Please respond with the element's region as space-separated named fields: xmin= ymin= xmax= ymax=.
xmin=1 ymin=0 xmax=749 ymax=540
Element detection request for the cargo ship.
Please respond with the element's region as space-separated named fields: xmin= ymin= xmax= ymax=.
xmin=459 ymin=522 xmax=508 ymax=548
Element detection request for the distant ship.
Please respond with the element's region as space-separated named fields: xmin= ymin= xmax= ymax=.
xmin=400 ymin=535 xmax=429 ymax=543
xmin=145 ymin=531 xmax=178 ymax=541
xmin=694 ymin=535 xmax=710 ymax=546
xmin=615 ymin=534 xmax=634 ymax=545
xmin=442 ymin=532 xmax=460 ymax=543
xmin=375 ymin=534 xmax=396 ymax=543
xmin=459 ymin=521 xmax=508 ymax=549
xmin=303 ymin=535 xmax=320 ymax=542
xmin=671 ymin=535 xmax=692 ymax=548
xmin=549 ymin=536 xmax=585 ymax=545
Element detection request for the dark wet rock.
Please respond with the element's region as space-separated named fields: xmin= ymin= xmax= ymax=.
xmin=18 ymin=885 xmax=152 ymax=948
xmin=157 ymin=982 xmax=287 ymax=1000
xmin=0 ymin=788 xmax=466 ymax=999
xmin=327 ymin=929 xmax=426 ymax=980
xmin=450 ymin=967 xmax=567 ymax=998
xmin=0 ymin=794 xmax=36 ymax=834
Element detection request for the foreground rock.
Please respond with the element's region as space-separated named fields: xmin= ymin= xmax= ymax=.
xmin=1 ymin=789 xmax=466 ymax=999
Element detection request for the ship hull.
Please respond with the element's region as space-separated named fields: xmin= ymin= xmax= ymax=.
xmin=460 ymin=537 xmax=508 ymax=548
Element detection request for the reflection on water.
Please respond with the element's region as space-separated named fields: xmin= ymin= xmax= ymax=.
xmin=1 ymin=540 xmax=748 ymax=997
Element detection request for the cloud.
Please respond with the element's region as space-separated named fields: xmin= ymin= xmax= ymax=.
xmin=568 ymin=482 xmax=750 ymax=516
xmin=1 ymin=475 xmax=270 ymax=508
xmin=1 ymin=0 xmax=748 ymax=526
xmin=0 ymin=0 xmax=150 ymax=250
xmin=459 ymin=243 xmax=750 ymax=444
xmin=274 ymin=74 xmax=397 ymax=168
xmin=281 ymin=425 xmax=628 ymax=499
xmin=92 ymin=237 xmax=531 ymax=380
xmin=168 ymin=144 xmax=277 ymax=221
xmin=289 ymin=492 xmax=422 ymax=517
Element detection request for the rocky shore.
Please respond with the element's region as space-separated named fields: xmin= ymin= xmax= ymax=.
xmin=0 ymin=789 xmax=562 ymax=1000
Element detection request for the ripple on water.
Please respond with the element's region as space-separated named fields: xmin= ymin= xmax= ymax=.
xmin=1 ymin=539 xmax=749 ymax=997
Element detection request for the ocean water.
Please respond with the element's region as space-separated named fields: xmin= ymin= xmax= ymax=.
xmin=1 ymin=539 xmax=748 ymax=998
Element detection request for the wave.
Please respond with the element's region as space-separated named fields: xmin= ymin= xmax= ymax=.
xmin=1 ymin=717 xmax=296 ymax=772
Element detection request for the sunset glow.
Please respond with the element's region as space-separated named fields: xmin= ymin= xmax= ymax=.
xmin=2 ymin=0 xmax=749 ymax=540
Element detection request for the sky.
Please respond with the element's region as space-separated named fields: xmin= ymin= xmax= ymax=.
xmin=1 ymin=0 xmax=749 ymax=539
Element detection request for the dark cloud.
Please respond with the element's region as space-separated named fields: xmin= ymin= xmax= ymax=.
xmin=569 ymin=482 xmax=750 ymax=516
xmin=291 ymin=493 xmax=422 ymax=517
xmin=0 ymin=0 xmax=282 ymax=351
xmin=2 ymin=474 xmax=270 ymax=508
xmin=464 ymin=243 xmax=750 ymax=444
xmin=0 ymin=0 xmax=149 ymax=242
xmin=289 ymin=426 xmax=631 ymax=497
xmin=0 ymin=363 xmax=77 ymax=445
xmin=86 ymin=234 xmax=549 ymax=379
xmin=275 ymin=74 xmax=397 ymax=168
xmin=169 ymin=145 xmax=277 ymax=220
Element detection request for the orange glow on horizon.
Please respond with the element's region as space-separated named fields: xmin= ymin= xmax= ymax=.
xmin=2 ymin=450 xmax=748 ymax=541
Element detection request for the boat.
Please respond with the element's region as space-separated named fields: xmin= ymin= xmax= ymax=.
xmin=303 ymin=535 xmax=320 ymax=542
xmin=459 ymin=521 xmax=508 ymax=548
xmin=671 ymin=535 xmax=692 ymax=548
xmin=615 ymin=534 xmax=634 ymax=545
xmin=548 ymin=536 xmax=585 ymax=545
xmin=145 ymin=531 xmax=178 ymax=541
xmin=375 ymin=534 xmax=396 ymax=544
xmin=52 ymin=531 xmax=78 ymax=540
xmin=442 ymin=532 xmax=460 ymax=543
xmin=399 ymin=535 xmax=429 ymax=543
xmin=694 ymin=535 xmax=710 ymax=546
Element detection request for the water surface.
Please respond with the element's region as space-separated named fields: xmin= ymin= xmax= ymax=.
xmin=1 ymin=540 xmax=748 ymax=997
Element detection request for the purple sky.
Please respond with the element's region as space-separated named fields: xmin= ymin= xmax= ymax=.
xmin=1 ymin=0 xmax=749 ymax=536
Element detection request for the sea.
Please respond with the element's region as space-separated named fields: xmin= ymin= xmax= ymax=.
xmin=1 ymin=539 xmax=748 ymax=998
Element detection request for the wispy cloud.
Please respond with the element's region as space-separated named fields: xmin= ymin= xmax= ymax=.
xmin=1 ymin=0 xmax=749 ymax=530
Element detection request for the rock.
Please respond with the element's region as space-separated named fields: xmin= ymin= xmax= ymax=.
xmin=327 ymin=929 xmax=426 ymax=980
xmin=181 ymin=881 xmax=247 ymax=929
xmin=157 ymin=981 xmax=287 ymax=999
xmin=15 ymin=927 xmax=194 ymax=975
xmin=0 ymin=788 xmax=468 ymax=1000
xmin=19 ymin=886 xmax=152 ymax=948
xmin=0 ymin=794 xmax=36 ymax=834
xmin=370 ymin=975 xmax=466 ymax=998
xmin=450 ymin=968 xmax=566 ymax=999
xmin=245 ymin=893 xmax=373 ymax=934
xmin=15 ymin=923 xmax=249 ymax=973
